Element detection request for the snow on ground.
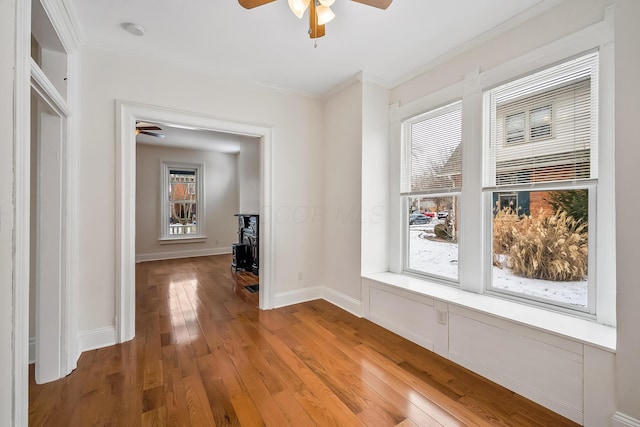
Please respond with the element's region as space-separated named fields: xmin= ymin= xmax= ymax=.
xmin=408 ymin=222 xmax=587 ymax=307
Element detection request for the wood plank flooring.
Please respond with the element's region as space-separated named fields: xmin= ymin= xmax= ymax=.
xmin=29 ymin=254 xmax=580 ymax=426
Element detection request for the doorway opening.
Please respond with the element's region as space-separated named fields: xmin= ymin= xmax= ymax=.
xmin=134 ymin=120 xmax=262 ymax=302
xmin=117 ymin=102 xmax=274 ymax=344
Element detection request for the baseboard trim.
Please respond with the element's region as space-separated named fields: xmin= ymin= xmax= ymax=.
xmin=136 ymin=247 xmax=231 ymax=263
xmin=79 ymin=326 xmax=117 ymax=352
xmin=322 ymin=287 xmax=363 ymax=318
xmin=273 ymin=286 xmax=323 ymax=308
xmin=273 ymin=286 xmax=363 ymax=317
xmin=613 ymin=412 xmax=640 ymax=427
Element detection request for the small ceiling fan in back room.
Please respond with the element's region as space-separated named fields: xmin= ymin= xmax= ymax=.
xmin=238 ymin=0 xmax=393 ymax=40
xmin=135 ymin=122 xmax=165 ymax=138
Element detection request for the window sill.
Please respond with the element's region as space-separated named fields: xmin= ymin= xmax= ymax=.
xmin=158 ymin=236 xmax=207 ymax=245
xmin=362 ymin=272 xmax=616 ymax=352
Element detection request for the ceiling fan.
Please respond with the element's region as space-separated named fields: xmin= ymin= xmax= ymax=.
xmin=136 ymin=122 xmax=165 ymax=138
xmin=238 ymin=0 xmax=392 ymax=39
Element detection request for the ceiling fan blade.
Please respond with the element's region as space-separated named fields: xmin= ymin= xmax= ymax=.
xmin=351 ymin=0 xmax=392 ymax=9
xmin=309 ymin=0 xmax=325 ymax=39
xmin=238 ymin=0 xmax=276 ymax=9
xmin=136 ymin=125 xmax=162 ymax=131
xmin=139 ymin=130 xmax=165 ymax=138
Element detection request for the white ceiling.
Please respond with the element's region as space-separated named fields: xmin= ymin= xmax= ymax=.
xmin=74 ymin=0 xmax=557 ymax=97
xmin=136 ymin=121 xmax=258 ymax=153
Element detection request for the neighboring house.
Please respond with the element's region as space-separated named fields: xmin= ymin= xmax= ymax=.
xmin=491 ymin=75 xmax=593 ymax=217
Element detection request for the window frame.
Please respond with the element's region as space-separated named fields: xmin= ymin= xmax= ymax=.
xmin=391 ymin=24 xmax=615 ymax=325
xmin=400 ymin=100 xmax=463 ymax=284
xmin=159 ymin=160 xmax=206 ymax=242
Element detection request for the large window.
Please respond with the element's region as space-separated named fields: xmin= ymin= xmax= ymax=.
xmin=160 ymin=161 xmax=205 ymax=240
xmin=397 ymin=49 xmax=610 ymax=319
xmin=484 ymin=52 xmax=598 ymax=313
xmin=402 ymin=101 xmax=462 ymax=282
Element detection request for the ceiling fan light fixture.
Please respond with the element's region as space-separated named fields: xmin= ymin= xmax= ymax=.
xmin=318 ymin=0 xmax=335 ymax=6
xmin=288 ymin=0 xmax=309 ymax=19
xmin=316 ymin=5 xmax=335 ymax=25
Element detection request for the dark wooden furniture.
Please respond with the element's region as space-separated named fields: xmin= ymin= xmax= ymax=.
xmin=232 ymin=214 xmax=259 ymax=274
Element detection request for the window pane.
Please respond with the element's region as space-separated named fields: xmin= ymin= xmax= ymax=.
xmin=407 ymin=196 xmax=459 ymax=280
xmin=485 ymin=52 xmax=598 ymax=187
xmin=403 ymin=101 xmax=462 ymax=193
xmin=169 ymin=202 xmax=197 ymax=235
xmin=491 ymin=189 xmax=588 ymax=308
xmin=168 ymin=169 xmax=198 ymax=235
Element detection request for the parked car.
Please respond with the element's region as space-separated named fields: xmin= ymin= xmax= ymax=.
xmin=437 ymin=211 xmax=449 ymax=219
xmin=409 ymin=212 xmax=432 ymax=225
xmin=423 ymin=211 xmax=435 ymax=218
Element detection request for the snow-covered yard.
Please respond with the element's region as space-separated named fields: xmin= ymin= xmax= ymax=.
xmin=408 ymin=222 xmax=587 ymax=307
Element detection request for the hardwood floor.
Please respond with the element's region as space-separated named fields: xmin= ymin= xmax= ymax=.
xmin=29 ymin=255 xmax=579 ymax=426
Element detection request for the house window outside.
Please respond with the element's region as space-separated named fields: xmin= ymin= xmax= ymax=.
xmin=504 ymin=105 xmax=553 ymax=145
xmin=530 ymin=105 xmax=552 ymax=140
xmin=484 ymin=52 xmax=598 ymax=313
xmin=161 ymin=162 xmax=205 ymax=240
xmin=505 ymin=111 xmax=526 ymax=144
xmin=498 ymin=193 xmax=518 ymax=212
xmin=402 ymin=101 xmax=462 ymax=282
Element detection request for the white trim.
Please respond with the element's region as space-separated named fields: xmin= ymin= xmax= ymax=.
xmin=117 ymin=101 xmax=274 ymax=343
xmin=30 ymin=39 xmax=78 ymax=384
xmin=135 ymin=247 xmax=231 ymax=263
xmin=273 ymin=287 xmax=323 ymax=309
xmin=14 ymin=0 xmax=32 ymax=423
xmin=158 ymin=237 xmax=207 ymax=245
xmin=62 ymin=47 xmax=80 ymax=383
xmin=272 ymin=286 xmax=363 ymax=318
xmin=322 ymin=287 xmax=363 ymax=318
xmin=363 ymin=272 xmax=616 ymax=352
xmin=78 ymin=327 xmax=117 ymax=353
xmin=29 ymin=59 xmax=71 ymax=117
xmin=613 ymin=413 xmax=640 ymax=427
xmin=40 ymin=0 xmax=83 ymax=52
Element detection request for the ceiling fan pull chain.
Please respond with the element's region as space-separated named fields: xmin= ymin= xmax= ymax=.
xmin=313 ymin=0 xmax=318 ymax=47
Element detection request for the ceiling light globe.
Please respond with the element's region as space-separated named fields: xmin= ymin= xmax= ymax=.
xmin=319 ymin=0 xmax=335 ymax=6
xmin=288 ymin=0 xmax=309 ymax=19
xmin=316 ymin=5 xmax=335 ymax=25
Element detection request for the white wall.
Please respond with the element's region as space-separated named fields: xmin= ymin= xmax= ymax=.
xmin=78 ymin=46 xmax=325 ymax=332
xmin=238 ymin=138 xmax=260 ymax=214
xmin=391 ymin=0 xmax=611 ymax=106
xmin=322 ymin=81 xmax=363 ymax=308
xmin=135 ymin=144 xmax=239 ymax=260
xmin=613 ymin=0 xmax=640 ymax=422
xmin=0 ymin=0 xmax=16 ymax=424
xmin=361 ymin=81 xmax=390 ymax=275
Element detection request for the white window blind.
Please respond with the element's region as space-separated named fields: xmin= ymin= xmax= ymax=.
xmin=402 ymin=101 xmax=462 ymax=194
xmin=485 ymin=52 xmax=599 ymax=187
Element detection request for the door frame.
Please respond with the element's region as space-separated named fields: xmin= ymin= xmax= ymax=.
xmin=116 ymin=101 xmax=274 ymax=343
xmin=30 ymin=62 xmax=74 ymax=384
